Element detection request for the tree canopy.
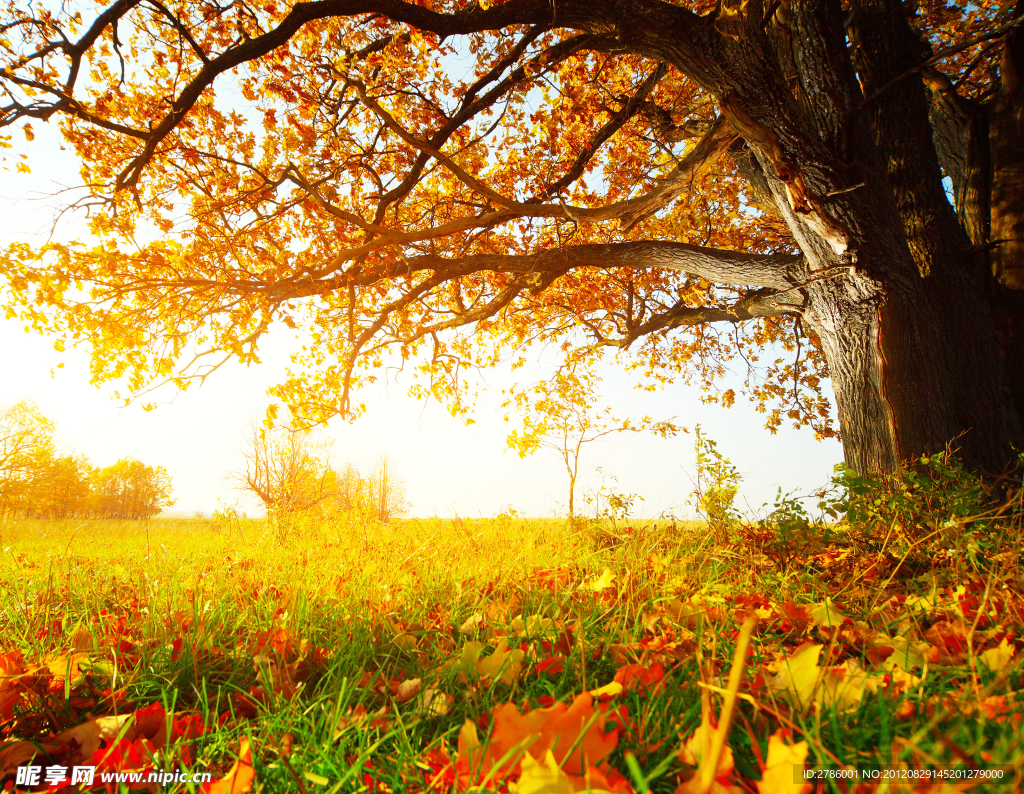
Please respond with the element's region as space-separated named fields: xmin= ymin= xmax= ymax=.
xmin=1 ymin=0 xmax=1021 ymax=475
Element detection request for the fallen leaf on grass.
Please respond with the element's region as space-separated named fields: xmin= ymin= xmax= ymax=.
xmin=511 ymin=749 xmax=632 ymax=793
xmin=45 ymin=652 xmax=93 ymax=690
xmin=613 ymin=663 xmax=666 ymax=695
xmin=414 ymin=687 xmax=452 ymax=718
xmin=394 ymin=677 xmax=422 ymax=703
xmin=583 ymin=569 xmax=617 ymax=591
xmin=459 ymin=613 xmax=483 ymax=633
xmin=202 ymin=738 xmax=255 ymax=794
xmin=456 ymin=692 xmax=621 ymax=787
xmin=770 ymin=644 xmax=822 ymax=711
xmin=333 ymin=704 xmax=391 ymax=739
xmin=770 ymin=644 xmax=889 ymax=712
xmin=757 ymin=729 xmax=812 ymax=794
xmin=512 ymin=614 xmax=559 ymax=638
xmin=453 ymin=639 xmax=525 ymax=685
xmin=0 ymin=650 xmax=26 ymax=722
xmin=979 ymin=638 xmax=1015 ymax=671
xmin=808 ymin=598 xmax=847 ymax=631
xmin=676 ymin=717 xmax=742 ymax=794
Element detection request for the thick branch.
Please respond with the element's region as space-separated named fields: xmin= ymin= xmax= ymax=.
xmin=324 ymin=241 xmax=805 ymax=295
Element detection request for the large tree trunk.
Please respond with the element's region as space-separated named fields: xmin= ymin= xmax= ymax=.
xmin=708 ymin=0 xmax=1024 ymax=475
xmin=925 ymin=2 xmax=1024 ymax=445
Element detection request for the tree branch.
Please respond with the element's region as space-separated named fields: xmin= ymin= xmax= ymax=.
xmin=346 ymin=241 xmax=805 ymax=293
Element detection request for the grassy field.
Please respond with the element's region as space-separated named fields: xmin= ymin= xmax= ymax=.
xmin=0 ymin=486 xmax=1022 ymax=793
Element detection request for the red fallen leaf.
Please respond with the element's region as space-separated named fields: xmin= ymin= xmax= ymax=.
xmin=202 ymin=738 xmax=255 ymax=794
xmin=778 ymin=601 xmax=811 ymax=633
xmin=89 ymin=736 xmax=155 ymax=778
xmin=924 ymin=620 xmax=968 ymax=659
xmin=536 ymin=655 xmax=566 ymax=676
xmin=251 ymin=627 xmax=295 ymax=656
xmin=228 ymin=689 xmax=264 ymax=720
xmin=416 ymin=745 xmax=457 ymax=791
xmin=613 ymin=663 xmax=666 ymax=695
xmin=895 ymin=700 xmax=916 ymax=719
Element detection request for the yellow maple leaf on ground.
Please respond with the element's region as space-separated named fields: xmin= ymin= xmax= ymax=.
xmin=675 ymin=717 xmax=744 ymax=794
xmin=757 ymin=729 xmax=812 ymax=794
xmin=771 ymin=644 xmax=823 ymax=710
xmin=513 ymin=751 xmax=579 ymax=794
xmin=979 ymin=638 xmax=1015 ymax=671
xmin=809 ymin=598 xmax=847 ymax=630
xmin=455 ymin=639 xmax=525 ymax=685
xmin=512 ymin=749 xmax=628 ymax=794
xmin=771 ymin=644 xmax=887 ymax=713
xmin=584 ymin=568 xmax=617 ymax=591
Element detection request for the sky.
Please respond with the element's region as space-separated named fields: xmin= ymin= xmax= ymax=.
xmin=0 ymin=112 xmax=844 ymax=521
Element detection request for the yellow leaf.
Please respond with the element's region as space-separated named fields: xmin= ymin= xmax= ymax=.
xmin=512 ymin=614 xmax=558 ymax=638
xmin=809 ymin=598 xmax=846 ymax=630
xmin=459 ymin=613 xmax=483 ymax=633
xmin=589 ymin=681 xmax=624 ymax=699
xmin=512 ymin=750 xmax=578 ymax=794
xmin=818 ymin=659 xmax=884 ymax=712
xmin=757 ymin=729 xmax=812 ymax=793
xmin=584 ymin=568 xmax=616 ymax=591
xmin=476 ymin=639 xmax=525 ymax=685
xmin=980 ymin=638 xmax=1015 ymax=671
xmin=770 ymin=644 xmax=822 ymax=710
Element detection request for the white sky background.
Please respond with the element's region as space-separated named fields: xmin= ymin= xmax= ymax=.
xmin=0 ymin=113 xmax=844 ymax=520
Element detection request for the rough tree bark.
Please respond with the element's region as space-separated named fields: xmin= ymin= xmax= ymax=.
xmin=624 ymin=0 xmax=1024 ymax=474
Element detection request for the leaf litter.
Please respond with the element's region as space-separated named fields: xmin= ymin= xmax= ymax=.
xmin=1 ymin=508 xmax=1022 ymax=792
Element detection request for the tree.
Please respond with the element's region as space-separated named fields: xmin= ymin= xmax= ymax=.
xmin=27 ymin=454 xmax=94 ymax=518
xmin=2 ymin=0 xmax=1022 ymax=476
xmin=0 ymin=401 xmax=55 ymax=520
xmin=237 ymin=422 xmax=336 ymax=537
xmin=505 ymin=365 xmax=678 ymax=517
xmin=90 ymin=458 xmax=175 ymax=519
xmin=365 ymin=453 xmax=409 ymax=523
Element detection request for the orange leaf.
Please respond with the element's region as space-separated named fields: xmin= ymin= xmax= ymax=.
xmin=203 ymin=739 xmax=255 ymax=794
xmin=457 ymin=692 xmax=621 ymax=787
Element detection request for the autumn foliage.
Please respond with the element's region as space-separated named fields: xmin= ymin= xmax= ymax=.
xmin=3 ymin=0 xmax=1023 ymax=473
xmin=2 ymin=461 xmax=1023 ymax=792
xmin=0 ymin=402 xmax=173 ymax=520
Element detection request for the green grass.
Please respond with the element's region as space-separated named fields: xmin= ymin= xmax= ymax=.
xmin=1 ymin=509 xmax=1022 ymax=793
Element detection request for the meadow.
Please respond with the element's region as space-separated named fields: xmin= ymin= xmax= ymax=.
xmin=0 ymin=462 xmax=1022 ymax=793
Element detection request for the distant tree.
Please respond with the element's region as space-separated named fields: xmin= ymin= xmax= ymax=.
xmin=331 ymin=462 xmax=367 ymax=515
xmin=505 ymin=365 xmax=679 ymax=519
xmin=27 ymin=454 xmax=94 ymax=519
xmin=0 ymin=401 xmax=55 ymax=520
xmin=91 ymin=458 xmax=175 ymax=519
xmin=237 ymin=423 xmax=337 ymax=539
xmin=365 ymin=454 xmax=409 ymax=524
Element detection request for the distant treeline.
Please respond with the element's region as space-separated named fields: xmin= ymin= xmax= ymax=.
xmin=1 ymin=401 xmax=174 ymax=521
